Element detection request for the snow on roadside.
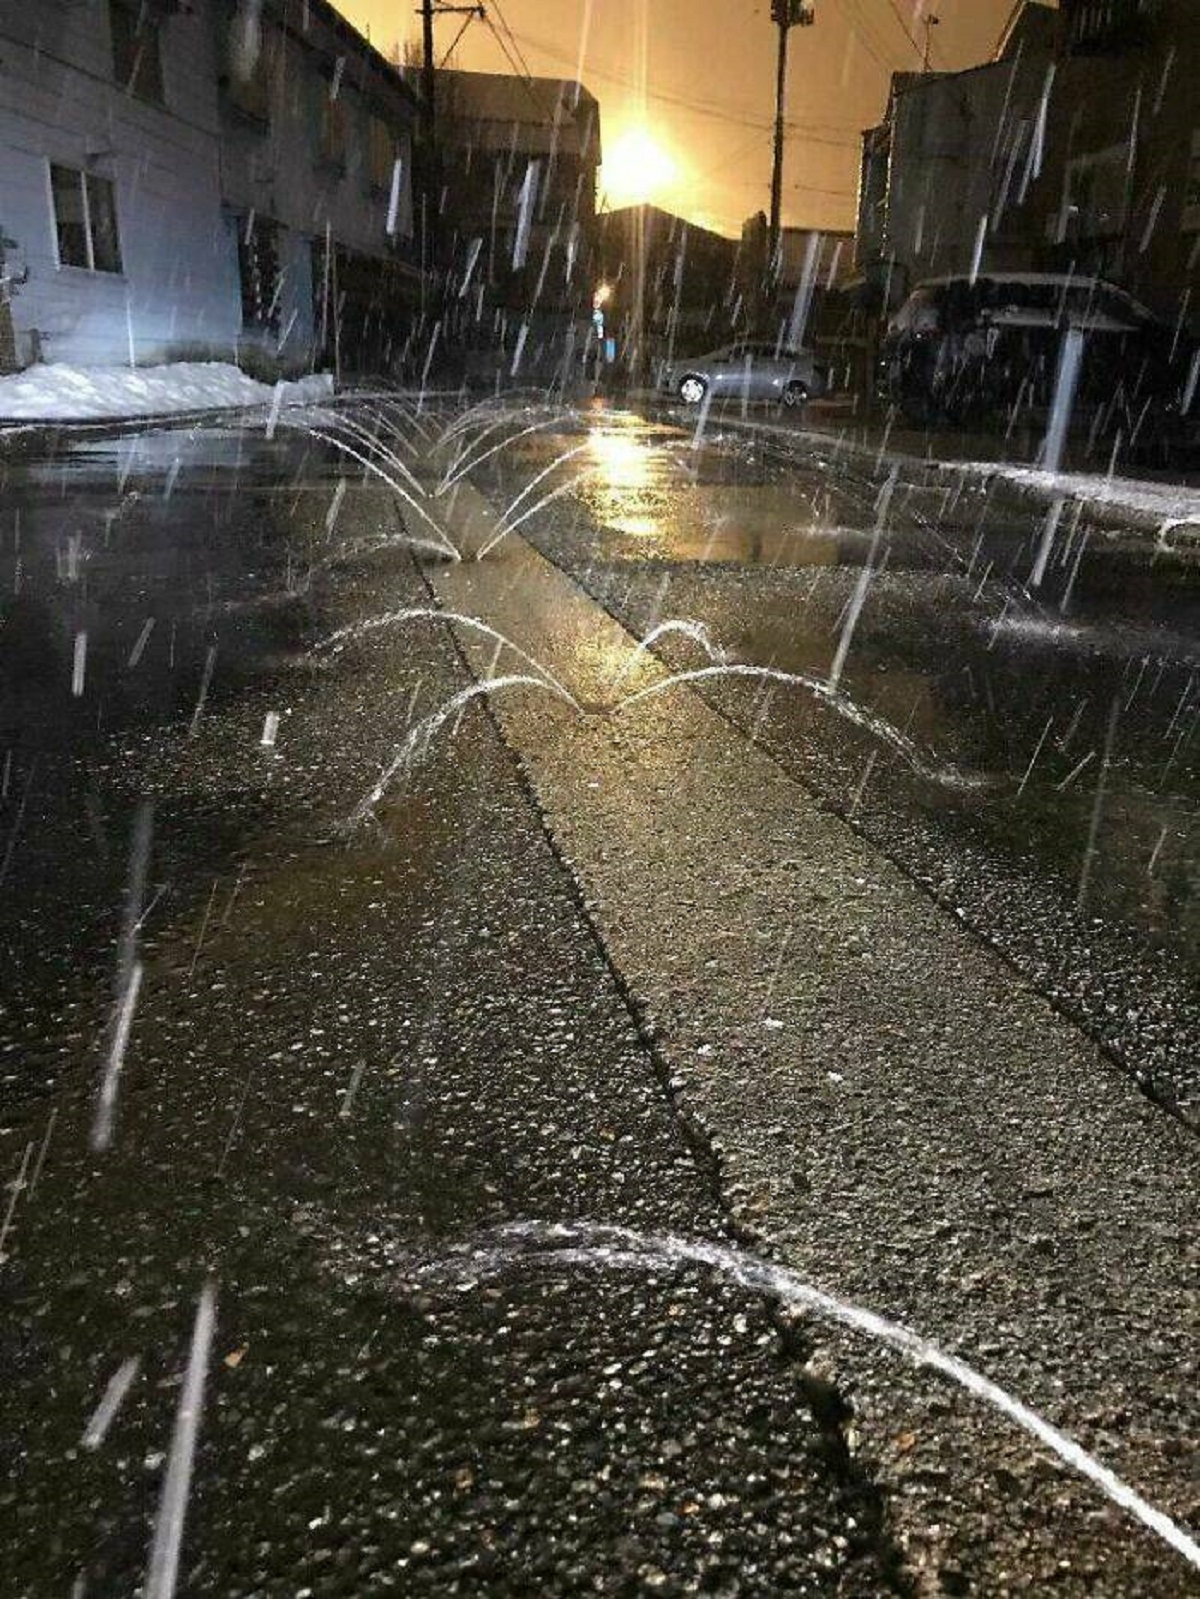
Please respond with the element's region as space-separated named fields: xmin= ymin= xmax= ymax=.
xmin=0 ymin=362 xmax=333 ymax=423
xmin=950 ymin=460 xmax=1200 ymax=544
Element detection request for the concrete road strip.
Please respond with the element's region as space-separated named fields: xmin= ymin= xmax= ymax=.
xmin=421 ymin=480 xmax=1199 ymax=1594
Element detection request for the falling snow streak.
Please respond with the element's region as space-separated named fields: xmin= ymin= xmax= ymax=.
xmin=144 ymin=1280 xmax=218 ymax=1599
xmin=1029 ymin=498 xmax=1065 ymax=590
xmin=127 ymin=618 xmax=156 ymax=669
xmin=82 ymin=1357 xmax=142 ymax=1451
xmin=118 ymin=802 xmax=154 ymax=992
xmin=385 ymin=155 xmax=406 ymax=237
xmin=512 ymin=161 xmax=541 ymax=270
xmin=71 ymin=631 xmax=87 ymax=697
xmin=0 ymin=1141 xmax=33 ymax=1264
xmin=188 ymin=646 xmax=218 ymax=737
xmin=91 ymin=961 xmax=144 ymax=1153
xmin=0 ymin=757 xmax=38 ymax=891
xmin=1042 ymin=328 xmax=1085 ymax=476
xmin=1077 ymin=698 xmax=1121 ymax=912
xmin=829 ymin=503 xmax=887 ymax=693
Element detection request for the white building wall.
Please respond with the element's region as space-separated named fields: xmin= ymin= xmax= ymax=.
xmin=0 ymin=0 xmax=240 ymax=367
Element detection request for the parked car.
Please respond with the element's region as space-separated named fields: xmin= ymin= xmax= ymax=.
xmin=880 ymin=273 xmax=1194 ymax=446
xmin=662 ymin=341 xmax=831 ymax=408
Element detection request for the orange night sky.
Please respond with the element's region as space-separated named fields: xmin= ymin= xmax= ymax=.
xmin=335 ymin=0 xmax=1046 ymax=237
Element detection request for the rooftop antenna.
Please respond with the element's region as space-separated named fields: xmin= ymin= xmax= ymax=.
xmin=923 ymin=12 xmax=941 ymax=73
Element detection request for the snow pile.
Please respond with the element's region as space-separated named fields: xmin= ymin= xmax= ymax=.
xmin=956 ymin=461 xmax=1200 ymax=539
xmin=0 ymin=362 xmax=333 ymax=423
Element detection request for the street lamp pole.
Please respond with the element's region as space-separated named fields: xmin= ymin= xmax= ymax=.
xmin=768 ymin=0 xmax=815 ymax=269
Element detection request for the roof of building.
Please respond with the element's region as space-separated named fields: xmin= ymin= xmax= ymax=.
xmin=994 ymin=1 xmax=1059 ymax=62
xmin=273 ymin=0 xmax=422 ymax=112
xmin=601 ymin=205 xmax=738 ymax=248
xmin=436 ymin=69 xmax=600 ymax=159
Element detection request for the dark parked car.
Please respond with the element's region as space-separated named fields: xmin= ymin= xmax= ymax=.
xmin=880 ymin=273 xmax=1194 ymax=447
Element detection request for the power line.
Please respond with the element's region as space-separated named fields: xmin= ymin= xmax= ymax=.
xmin=880 ymin=0 xmax=929 ymax=63
xmin=489 ymin=0 xmax=541 ymax=88
xmin=840 ymin=0 xmax=897 ymax=74
xmin=478 ymin=11 xmax=557 ymax=122
xmin=507 ymin=21 xmax=862 ymax=138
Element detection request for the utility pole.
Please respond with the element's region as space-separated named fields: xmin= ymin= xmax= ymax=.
xmin=416 ymin=2 xmax=484 ymax=281
xmin=768 ymin=1 xmax=815 ymax=268
xmin=418 ymin=4 xmax=484 ymax=148
xmin=420 ymin=0 xmax=437 ymax=148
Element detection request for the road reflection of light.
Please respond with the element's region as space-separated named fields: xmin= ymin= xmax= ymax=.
xmin=587 ymin=426 xmax=658 ymax=491
xmin=585 ymin=423 xmax=674 ymax=541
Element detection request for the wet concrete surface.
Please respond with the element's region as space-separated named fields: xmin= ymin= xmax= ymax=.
xmin=417 ymin=474 xmax=1198 ymax=1598
xmin=482 ymin=408 xmax=1199 ymax=1121
xmin=1 ymin=405 xmax=1198 ymax=1596
xmin=0 ymin=430 xmax=899 ymax=1595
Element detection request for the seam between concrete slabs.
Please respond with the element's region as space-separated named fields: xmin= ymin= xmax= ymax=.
xmin=409 ymin=515 xmax=914 ymax=1596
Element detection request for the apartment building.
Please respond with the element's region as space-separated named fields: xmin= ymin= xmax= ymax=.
xmin=0 ymin=0 xmax=235 ymax=368
xmin=217 ymin=0 xmax=424 ymax=374
xmin=856 ymin=0 xmax=1199 ymax=324
xmin=434 ymin=69 xmax=601 ymax=383
xmin=0 ymin=0 xmax=424 ymax=373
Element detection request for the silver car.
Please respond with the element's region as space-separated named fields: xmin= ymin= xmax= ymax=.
xmin=661 ymin=341 xmax=830 ymax=408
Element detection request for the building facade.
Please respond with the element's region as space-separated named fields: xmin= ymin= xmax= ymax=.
xmin=597 ymin=205 xmax=742 ymax=373
xmin=0 ymin=0 xmax=236 ymax=369
xmin=0 ymin=0 xmax=424 ymax=373
xmin=217 ymin=0 xmax=425 ymax=376
xmin=434 ymin=69 xmax=601 ymax=384
xmin=856 ymin=0 xmax=1199 ymax=325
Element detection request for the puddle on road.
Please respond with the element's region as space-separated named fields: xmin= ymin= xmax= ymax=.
xmin=496 ymin=414 xmax=1198 ymax=989
xmin=508 ymin=429 xmax=877 ymax=567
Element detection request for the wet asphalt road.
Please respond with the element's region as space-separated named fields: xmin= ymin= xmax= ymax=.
xmin=482 ymin=405 xmax=1199 ymax=1119
xmin=0 ymin=425 xmax=896 ymax=1597
xmin=0 ymin=403 xmax=1197 ymax=1596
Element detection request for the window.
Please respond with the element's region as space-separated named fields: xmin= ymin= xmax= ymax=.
xmin=1061 ymin=145 xmax=1128 ymax=243
xmin=368 ymin=116 xmax=395 ymax=193
xmin=110 ymin=0 xmax=165 ymax=104
xmin=1065 ymin=0 xmax=1153 ymax=53
xmin=237 ymin=215 xmax=281 ymax=330
xmin=50 ymin=166 xmax=123 ymax=274
xmin=318 ymin=84 xmax=347 ymax=170
xmin=223 ymin=6 xmax=274 ymax=125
